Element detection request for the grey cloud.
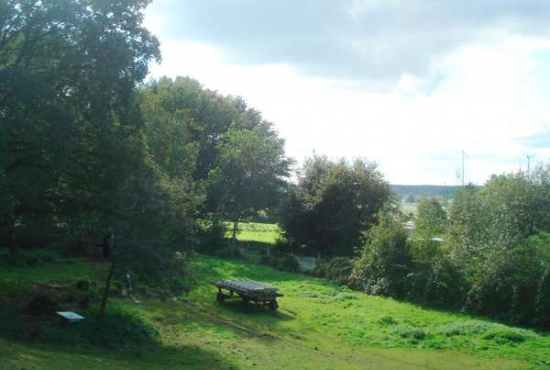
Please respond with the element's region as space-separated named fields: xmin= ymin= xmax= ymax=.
xmin=148 ymin=0 xmax=550 ymax=81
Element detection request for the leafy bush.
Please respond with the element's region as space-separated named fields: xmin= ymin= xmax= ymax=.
xmin=351 ymin=216 xmax=412 ymax=298
xmin=315 ymin=257 xmax=354 ymax=286
xmin=481 ymin=327 xmax=536 ymax=344
xmin=438 ymin=322 xmax=494 ymax=337
xmin=536 ymin=269 xmax=550 ymax=329
xmin=0 ymin=307 xmax=28 ymax=339
xmin=396 ymin=326 xmax=427 ymax=340
xmin=196 ymin=219 xmax=227 ymax=254
xmin=1 ymin=248 xmax=61 ymax=267
xmin=405 ymin=240 xmax=464 ymax=307
xmin=379 ymin=316 xmax=398 ymax=326
xmin=27 ymin=295 xmax=59 ymax=316
xmin=0 ymin=278 xmax=36 ymax=301
xmin=280 ymin=254 xmax=300 ymax=273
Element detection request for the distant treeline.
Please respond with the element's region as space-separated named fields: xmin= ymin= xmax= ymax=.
xmin=391 ymin=185 xmax=462 ymax=201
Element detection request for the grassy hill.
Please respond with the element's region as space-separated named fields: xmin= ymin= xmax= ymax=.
xmin=1 ymin=250 xmax=549 ymax=370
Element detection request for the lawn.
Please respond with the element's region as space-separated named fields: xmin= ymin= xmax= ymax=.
xmin=226 ymin=222 xmax=281 ymax=244
xmin=1 ymin=252 xmax=549 ymax=370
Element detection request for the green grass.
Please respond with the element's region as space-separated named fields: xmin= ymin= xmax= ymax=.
xmin=400 ymin=202 xmax=419 ymax=216
xmin=227 ymin=222 xmax=281 ymax=244
xmin=1 ymin=253 xmax=549 ymax=370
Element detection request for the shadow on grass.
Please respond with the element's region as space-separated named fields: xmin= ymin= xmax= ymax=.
xmin=4 ymin=339 xmax=241 ymax=370
xmin=213 ymin=297 xmax=295 ymax=323
xmin=0 ymin=304 xmax=241 ymax=369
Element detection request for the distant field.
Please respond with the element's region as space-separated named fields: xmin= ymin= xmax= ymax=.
xmin=399 ymin=202 xmax=419 ymax=215
xmin=226 ymin=221 xmax=281 ymax=244
xmin=2 ymin=255 xmax=549 ymax=370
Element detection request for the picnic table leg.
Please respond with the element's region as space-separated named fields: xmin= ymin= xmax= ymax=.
xmin=217 ymin=288 xmax=225 ymax=303
xmin=241 ymin=296 xmax=250 ymax=311
xmin=268 ymin=300 xmax=278 ymax=312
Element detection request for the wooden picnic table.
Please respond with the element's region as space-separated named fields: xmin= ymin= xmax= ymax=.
xmin=214 ymin=279 xmax=283 ymax=312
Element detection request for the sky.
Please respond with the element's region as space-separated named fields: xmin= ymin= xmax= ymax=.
xmin=144 ymin=0 xmax=550 ymax=185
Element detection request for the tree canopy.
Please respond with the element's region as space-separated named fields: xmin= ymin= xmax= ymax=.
xmin=279 ymin=155 xmax=392 ymax=257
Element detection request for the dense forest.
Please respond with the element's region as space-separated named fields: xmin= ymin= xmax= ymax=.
xmin=1 ymin=0 xmax=550 ymax=332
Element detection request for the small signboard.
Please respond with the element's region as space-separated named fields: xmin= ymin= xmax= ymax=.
xmin=56 ymin=311 xmax=85 ymax=323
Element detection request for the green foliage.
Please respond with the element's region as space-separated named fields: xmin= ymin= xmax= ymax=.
xmin=26 ymin=294 xmax=59 ymax=316
xmin=443 ymin=173 xmax=550 ymax=326
xmin=352 ymin=215 xmax=411 ymax=298
xmin=113 ymin=238 xmax=196 ymax=299
xmin=279 ymin=254 xmax=301 ymax=273
xmin=406 ymin=239 xmax=464 ymax=307
xmin=196 ymin=219 xmax=227 ymax=253
xmin=208 ymin=124 xmax=290 ymax=253
xmin=379 ymin=315 xmax=398 ymax=325
xmin=0 ymin=307 xmax=27 ymax=340
xmin=1 ymin=0 xmax=161 ymax=254
xmin=415 ymin=198 xmax=447 ymax=238
xmin=280 ymin=155 xmax=392 ymax=257
xmin=397 ymin=326 xmax=428 ymax=340
xmin=1 ymin=248 xmax=60 ymax=267
xmin=315 ymin=257 xmax=354 ymax=285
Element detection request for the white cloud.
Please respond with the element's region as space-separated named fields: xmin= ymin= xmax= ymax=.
xmin=145 ymin=7 xmax=550 ymax=185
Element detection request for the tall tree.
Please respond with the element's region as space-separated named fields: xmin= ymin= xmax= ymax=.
xmin=208 ymin=125 xmax=290 ymax=255
xmin=280 ymin=156 xmax=392 ymax=257
xmin=0 ymin=0 xmax=160 ymax=251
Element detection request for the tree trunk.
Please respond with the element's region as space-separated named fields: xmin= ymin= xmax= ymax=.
xmin=99 ymin=261 xmax=116 ymax=317
xmin=230 ymin=218 xmax=239 ymax=258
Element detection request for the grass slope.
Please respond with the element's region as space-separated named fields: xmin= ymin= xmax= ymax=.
xmin=2 ymin=254 xmax=549 ymax=370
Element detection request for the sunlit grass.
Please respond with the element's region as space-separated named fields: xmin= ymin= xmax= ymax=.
xmin=1 ymin=253 xmax=548 ymax=369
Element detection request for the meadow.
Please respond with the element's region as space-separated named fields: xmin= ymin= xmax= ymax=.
xmin=1 ymin=230 xmax=549 ymax=370
xmin=226 ymin=222 xmax=281 ymax=244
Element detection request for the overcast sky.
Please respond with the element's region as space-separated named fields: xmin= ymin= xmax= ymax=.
xmin=144 ymin=0 xmax=550 ymax=185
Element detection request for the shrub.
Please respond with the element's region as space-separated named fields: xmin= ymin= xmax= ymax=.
xmin=196 ymin=219 xmax=227 ymax=254
xmin=280 ymin=254 xmax=300 ymax=273
xmin=0 ymin=307 xmax=28 ymax=339
xmin=397 ymin=326 xmax=427 ymax=340
xmin=315 ymin=257 xmax=354 ymax=286
xmin=0 ymin=279 xmax=36 ymax=300
xmin=535 ymin=269 xmax=550 ymax=329
xmin=27 ymin=295 xmax=59 ymax=316
xmin=379 ymin=316 xmax=398 ymax=326
xmin=438 ymin=322 xmax=493 ymax=337
xmin=351 ymin=216 xmax=412 ymax=298
xmin=482 ymin=328 xmax=534 ymax=344
xmin=259 ymin=254 xmax=277 ymax=267
xmin=1 ymin=248 xmax=61 ymax=267
xmin=406 ymin=240 xmax=464 ymax=307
